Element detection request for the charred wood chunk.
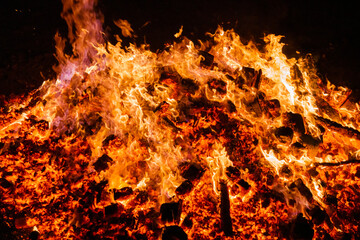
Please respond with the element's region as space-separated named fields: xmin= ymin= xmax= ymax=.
xmin=253 ymin=69 xmax=262 ymax=89
xmin=93 ymin=154 xmax=113 ymax=172
xmin=132 ymin=190 xmax=148 ymax=205
xmin=226 ymin=74 xmax=244 ymax=89
xmin=220 ymin=180 xmax=233 ymax=236
xmin=300 ymin=134 xmax=322 ymax=147
xmin=238 ymin=179 xmax=250 ymax=190
xmin=225 ymin=100 xmax=237 ymax=113
xmin=307 ymin=168 xmax=319 ymax=177
xmin=199 ymin=50 xmax=214 ymax=67
xmin=162 ymin=225 xmax=188 ymax=240
xmin=0 ymin=178 xmax=13 ymax=189
xmin=181 ymin=78 xmax=199 ymax=94
xmin=105 ymin=203 xmax=122 ymax=217
xmin=29 ymin=230 xmax=40 ymax=240
xmin=113 ymin=187 xmax=133 ymax=200
xmin=102 ymin=134 xmax=117 ymax=147
xmin=307 ymin=205 xmax=327 ymax=225
xmin=280 ymin=165 xmax=293 ymax=178
xmin=275 ymin=127 xmax=294 ymax=144
xmin=160 ymin=201 xmax=182 ymax=223
xmin=208 ymin=79 xmax=227 ymax=94
xmin=226 ymin=166 xmax=241 ymax=181
xmin=246 ymin=96 xmax=262 ymax=117
xmin=92 ymin=180 xmax=108 ymax=203
xmin=283 ymin=112 xmax=305 ymax=135
xmin=180 ymin=163 xmax=204 ymax=182
xmin=175 ymin=180 xmax=193 ymax=195
xmin=160 ymin=71 xmax=180 ymax=82
xmin=241 ymin=67 xmax=262 ymax=88
xmin=182 ymin=214 xmax=193 ymax=229
xmin=290 ymin=214 xmax=314 ymax=240
xmin=356 ymin=167 xmax=360 ymax=178
xmin=324 ymin=194 xmax=337 ymax=206
xmin=294 ymin=178 xmax=313 ymax=202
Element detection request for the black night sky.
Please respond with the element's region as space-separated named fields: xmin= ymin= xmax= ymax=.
xmin=1 ymin=0 xmax=359 ymax=96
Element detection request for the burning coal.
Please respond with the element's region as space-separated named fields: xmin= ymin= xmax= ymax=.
xmin=1 ymin=0 xmax=360 ymax=239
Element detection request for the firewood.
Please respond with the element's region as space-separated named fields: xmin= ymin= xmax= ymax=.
xmin=199 ymin=50 xmax=214 ymax=67
xmin=283 ymin=112 xmax=305 ymax=135
xmin=314 ymin=115 xmax=360 ymax=141
xmin=289 ymin=178 xmax=313 ymax=202
xmin=160 ymin=201 xmax=182 ymax=224
xmin=290 ymin=214 xmax=314 ymax=240
xmin=220 ymin=180 xmax=233 ymax=236
xmin=29 ymin=230 xmax=40 ymax=240
xmin=93 ymin=154 xmax=113 ymax=172
xmin=314 ymin=159 xmax=360 ymax=167
xmin=275 ymin=127 xmax=293 ymax=144
xmin=113 ymin=186 xmax=133 ymax=200
xmin=179 ymin=163 xmax=204 ymax=181
xmin=162 ymin=225 xmax=188 ymax=240
xmin=175 ymin=180 xmax=193 ymax=195
xmin=180 ymin=78 xmax=199 ymax=94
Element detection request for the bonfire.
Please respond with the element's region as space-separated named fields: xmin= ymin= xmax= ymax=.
xmin=1 ymin=0 xmax=360 ymax=239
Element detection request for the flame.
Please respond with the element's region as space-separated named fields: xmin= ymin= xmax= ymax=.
xmin=1 ymin=0 xmax=360 ymax=239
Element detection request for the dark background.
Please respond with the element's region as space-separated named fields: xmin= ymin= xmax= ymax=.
xmin=1 ymin=0 xmax=359 ymax=96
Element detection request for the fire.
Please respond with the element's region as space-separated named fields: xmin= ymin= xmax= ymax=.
xmin=1 ymin=0 xmax=360 ymax=239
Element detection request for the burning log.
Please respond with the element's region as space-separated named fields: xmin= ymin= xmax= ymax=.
xmin=314 ymin=159 xmax=360 ymax=167
xmin=283 ymin=112 xmax=306 ymax=135
xmin=180 ymin=78 xmax=199 ymax=94
xmin=93 ymin=154 xmax=113 ymax=172
xmin=160 ymin=200 xmax=182 ymax=224
xmin=175 ymin=180 xmax=193 ymax=195
xmin=113 ymin=187 xmax=133 ymax=200
xmin=314 ymin=115 xmax=360 ymax=141
xmin=104 ymin=203 xmax=123 ymax=217
xmin=289 ymin=178 xmax=313 ymax=202
xmin=220 ymin=180 xmax=233 ymax=236
xmin=29 ymin=229 xmax=40 ymax=240
xmin=181 ymin=214 xmax=193 ymax=229
xmin=162 ymin=225 xmax=188 ymax=240
xmin=275 ymin=127 xmax=294 ymax=144
xmin=289 ymin=214 xmax=314 ymax=240
xmin=199 ymin=50 xmax=214 ymax=67
xmin=180 ymin=163 xmax=204 ymax=182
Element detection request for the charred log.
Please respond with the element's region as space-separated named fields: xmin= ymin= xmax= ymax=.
xmin=314 ymin=159 xmax=360 ymax=167
xmin=275 ymin=127 xmax=294 ymax=144
xmin=199 ymin=50 xmax=214 ymax=67
xmin=289 ymin=178 xmax=313 ymax=202
xmin=162 ymin=225 xmax=188 ymax=240
xmin=179 ymin=163 xmax=204 ymax=182
xmin=160 ymin=201 xmax=182 ymax=224
xmin=314 ymin=115 xmax=360 ymax=140
xmin=181 ymin=78 xmax=199 ymax=94
xmin=113 ymin=187 xmax=133 ymax=200
xmin=220 ymin=180 xmax=233 ymax=236
xmin=290 ymin=214 xmax=314 ymax=240
xmin=283 ymin=112 xmax=305 ymax=135
xmin=93 ymin=154 xmax=113 ymax=172
xmin=29 ymin=230 xmax=40 ymax=240
xmin=175 ymin=180 xmax=193 ymax=195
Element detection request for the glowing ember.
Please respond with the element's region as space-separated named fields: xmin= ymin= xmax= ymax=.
xmin=1 ymin=0 xmax=360 ymax=239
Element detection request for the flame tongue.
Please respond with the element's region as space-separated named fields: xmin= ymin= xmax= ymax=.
xmin=1 ymin=0 xmax=360 ymax=239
